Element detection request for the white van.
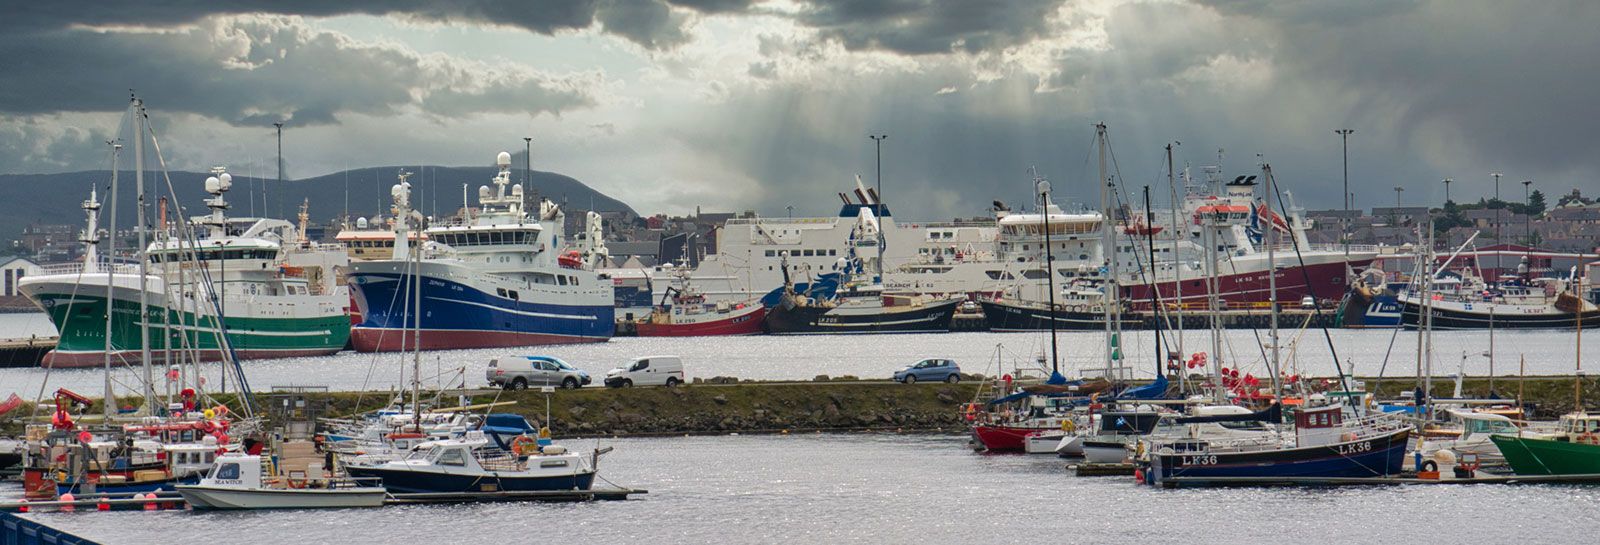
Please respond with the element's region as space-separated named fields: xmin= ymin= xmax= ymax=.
xmin=603 ymin=356 xmax=685 ymax=388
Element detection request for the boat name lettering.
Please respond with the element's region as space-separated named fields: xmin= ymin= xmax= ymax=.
xmin=1180 ymin=455 xmax=1217 ymax=466
xmin=1336 ymin=441 xmax=1372 ymax=455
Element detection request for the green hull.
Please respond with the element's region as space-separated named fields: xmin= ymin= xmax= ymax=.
xmin=1488 ymin=434 xmax=1600 ymax=475
xmin=32 ymin=291 xmax=349 ymax=366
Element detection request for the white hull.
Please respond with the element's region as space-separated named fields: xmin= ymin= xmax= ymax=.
xmin=176 ymin=484 xmax=387 ymax=510
xmin=1024 ymin=432 xmax=1069 ymax=454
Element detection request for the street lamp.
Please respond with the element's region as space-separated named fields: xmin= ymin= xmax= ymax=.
xmin=1335 ymin=129 xmax=1353 ymax=212
xmin=274 ymin=122 xmax=284 ymax=219
xmin=1442 ymin=178 xmax=1453 ymax=204
xmin=868 ymin=134 xmax=888 ymax=215
xmin=1491 ymin=172 xmax=1503 ymax=245
xmin=1393 ymin=186 xmax=1404 ymax=208
xmin=1523 ymin=180 xmax=1533 ymax=249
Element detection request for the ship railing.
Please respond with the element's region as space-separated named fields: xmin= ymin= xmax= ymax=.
xmin=36 ymin=260 xmax=142 ymax=276
xmin=724 ymin=217 xmax=837 ymax=226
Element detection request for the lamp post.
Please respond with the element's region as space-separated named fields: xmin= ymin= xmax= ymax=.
xmin=1393 ymin=186 xmax=1404 ymax=208
xmin=1442 ymin=178 xmax=1453 ymax=204
xmin=1523 ymin=179 xmax=1533 ymax=250
xmin=274 ymin=122 xmax=284 ymax=219
xmin=1335 ymin=129 xmax=1353 ymax=211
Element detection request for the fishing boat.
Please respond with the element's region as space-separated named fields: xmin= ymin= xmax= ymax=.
xmin=347 ymin=154 xmax=614 ymax=351
xmin=1143 ymin=404 xmax=1412 ymax=485
xmin=1490 ymin=413 xmax=1600 ymax=475
xmin=177 ymin=453 xmax=386 ymax=510
xmin=21 ymin=169 xmax=351 ymax=367
xmin=344 ymin=431 xmax=598 ymax=494
xmin=635 ymin=281 xmax=766 ymax=337
xmin=764 ymin=202 xmax=960 ymax=334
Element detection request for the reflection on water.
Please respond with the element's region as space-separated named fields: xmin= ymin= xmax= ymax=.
xmin=18 ymin=433 xmax=1600 ymax=544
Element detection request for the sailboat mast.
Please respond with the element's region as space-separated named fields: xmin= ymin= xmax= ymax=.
xmin=1036 ymin=172 xmax=1059 ymax=377
xmin=104 ymin=139 xmax=122 ymax=420
xmin=1096 ymin=123 xmax=1118 ymax=379
xmin=1144 ymin=187 xmax=1163 ymax=382
xmin=134 ymin=97 xmax=155 ymax=413
xmin=1167 ymin=144 xmax=1184 ymax=366
xmin=1206 ymin=213 xmax=1224 ymax=404
xmin=1264 ymin=164 xmax=1282 ymax=397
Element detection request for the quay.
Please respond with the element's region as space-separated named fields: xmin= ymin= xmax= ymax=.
xmin=0 ymin=335 xmax=54 ymax=368
xmin=2 ymin=512 xmax=98 ymax=544
xmin=1158 ymin=473 xmax=1600 ymax=489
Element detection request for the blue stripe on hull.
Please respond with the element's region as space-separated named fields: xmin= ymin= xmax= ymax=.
xmin=346 ymin=466 xmax=596 ymax=494
xmin=350 ymin=272 xmax=614 ymax=341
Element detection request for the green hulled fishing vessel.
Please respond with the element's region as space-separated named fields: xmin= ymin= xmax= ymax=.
xmin=20 ymin=168 xmax=351 ymax=368
xmin=1489 ymin=413 xmax=1600 ymax=475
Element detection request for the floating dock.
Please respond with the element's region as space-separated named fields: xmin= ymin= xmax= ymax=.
xmin=1071 ymin=463 xmax=1138 ymax=477
xmin=1158 ymin=473 xmax=1600 ymax=489
xmin=384 ymin=487 xmax=646 ymax=504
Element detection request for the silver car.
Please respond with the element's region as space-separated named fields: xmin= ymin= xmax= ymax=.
xmin=487 ymin=356 xmax=592 ymax=390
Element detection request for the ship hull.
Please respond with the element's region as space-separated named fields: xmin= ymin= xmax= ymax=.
xmin=978 ymin=300 xmax=1121 ymax=331
xmin=635 ymin=306 xmax=767 ymax=337
xmin=1147 ymin=428 xmax=1411 ymax=486
xmin=1122 ymin=258 xmax=1364 ymax=309
xmin=22 ymin=277 xmax=350 ymax=368
xmin=764 ymin=298 xmax=959 ymax=335
xmin=1489 ymin=435 xmax=1600 ymax=475
xmin=348 ymin=264 xmax=613 ymax=352
xmin=1399 ymin=299 xmax=1600 ymax=330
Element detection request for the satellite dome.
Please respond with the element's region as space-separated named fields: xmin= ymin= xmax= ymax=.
xmin=205 ymin=176 xmax=220 ymax=193
xmin=217 ymin=172 xmax=232 ymax=191
xmin=356 ymin=217 xmax=368 ymax=228
xmin=496 ymin=151 xmax=512 ymax=167
xmin=1035 ymin=179 xmax=1051 ymax=194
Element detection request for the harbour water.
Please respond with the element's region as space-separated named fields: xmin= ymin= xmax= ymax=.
xmin=0 ymin=312 xmax=1591 ymax=398
xmin=9 ymin=432 xmax=1597 ymax=544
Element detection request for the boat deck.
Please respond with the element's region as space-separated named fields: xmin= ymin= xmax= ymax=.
xmin=384 ymin=487 xmax=646 ymax=504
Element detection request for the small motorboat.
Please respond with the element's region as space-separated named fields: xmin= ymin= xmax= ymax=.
xmin=176 ymin=453 xmax=387 ymax=510
xmin=345 ymin=430 xmax=598 ymax=494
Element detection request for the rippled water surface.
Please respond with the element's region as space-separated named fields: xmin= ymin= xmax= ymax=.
xmin=11 ymin=433 xmax=1595 ymax=544
xmin=0 ymin=309 xmax=1591 ymax=399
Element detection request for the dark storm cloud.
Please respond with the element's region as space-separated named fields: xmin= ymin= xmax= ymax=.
xmin=3 ymin=0 xmax=708 ymax=50
xmin=795 ymin=0 xmax=1067 ymax=55
xmin=0 ymin=16 xmax=598 ymax=126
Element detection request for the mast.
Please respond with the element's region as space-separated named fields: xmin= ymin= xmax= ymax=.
xmin=134 ymin=97 xmax=155 ymax=413
xmin=1143 ymin=187 xmax=1164 ymax=384
xmin=104 ymin=139 xmax=122 ymax=420
xmin=1167 ymin=144 xmax=1184 ymax=368
xmin=1263 ymin=164 xmax=1283 ymax=398
xmin=1096 ymin=123 xmax=1120 ymax=379
xmin=1205 ymin=210 xmax=1225 ymax=404
xmin=1035 ymin=170 xmax=1060 ymax=381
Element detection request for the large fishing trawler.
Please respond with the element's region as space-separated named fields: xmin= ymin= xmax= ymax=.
xmin=20 ymin=168 xmax=351 ymax=367
xmin=346 ymin=153 xmax=614 ymax=351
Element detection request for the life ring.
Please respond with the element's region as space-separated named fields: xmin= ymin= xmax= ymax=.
xmin=1420 ymin=460 xmax=1439 ymax=473
xmin=511 ymin=435 xmax=538 ymax=456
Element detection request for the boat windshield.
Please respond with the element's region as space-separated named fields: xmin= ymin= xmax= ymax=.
xmin=1464 ymin=418 xmax=1516 ymax=435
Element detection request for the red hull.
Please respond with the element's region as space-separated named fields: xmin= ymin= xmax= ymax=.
xmin=635 ymin=307 xmax=767 ymax=337
xmin=1122 ymin=258 xmax=1367 ymax=309
xmin=972 ymin=424 xmax=1048 ymax=452
xmin=40 ymin=347 xmax=341 ymax=368
xmin=350 ymin=327 xmax=608 ymax=352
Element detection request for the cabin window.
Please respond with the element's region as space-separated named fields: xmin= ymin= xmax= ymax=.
xmin=829 ymin=249 xmax=837 ymax=256
xmin=215 ymin=462 xmax=240 ymax=480
xmin=436 ymin=449 xmax=467 ymax=467
xmin=540 ymin=460 xmax=570 ymax=468
xmin=765 ymin=250 xmax=776 ymax=257
xmin=557 ymin=276 xmax=568 ymax=286
xmin=802 ymin=250 xmax=814 ymax=257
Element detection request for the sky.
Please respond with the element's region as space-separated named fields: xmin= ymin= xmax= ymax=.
xmin=1 ymin=0 xmax=1596 ymax=219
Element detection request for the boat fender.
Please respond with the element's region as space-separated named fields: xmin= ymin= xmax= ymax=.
xmin=1579 ymin=433 xmax=1600 ymax=446
xmin=1061 ymin=420 xmax=1076 ymax=433
xmin=1339 ymin=432 xmax=1356 ymax=443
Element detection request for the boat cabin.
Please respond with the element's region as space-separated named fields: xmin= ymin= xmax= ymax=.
xmin=1295 ymin=404 xmax=1345 ymax=446
xmin=1557 ymin=413 xmax=1600 ymax=435
xmin=203 ymin=454 xmax=266 ymax=488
